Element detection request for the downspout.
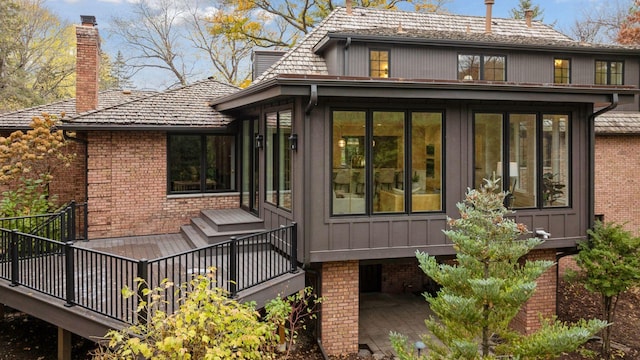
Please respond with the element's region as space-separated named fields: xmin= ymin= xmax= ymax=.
xmin=587 ymin=93 xmax=618 ymax=231
xmin=303 ymin=84 xmax=318 ymax=268
xmin=343 ymin=37 xmax=351 ymax=76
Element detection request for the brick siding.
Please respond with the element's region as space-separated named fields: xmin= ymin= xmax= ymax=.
xmin=595 ymin=135 xmax=640 ymax=235
xmin=86 ymin=131 xmax=238 ymax=239
xmin=321 ymin=260 xmax=359 ymax=356
xmin=512 ymin=248 xmax=557 ymax=334
xmin=380 ymin=259 xmax=425 ymax=294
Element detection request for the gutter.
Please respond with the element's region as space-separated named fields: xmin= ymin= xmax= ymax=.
xmin=344 ymin=37 xmax=351 ymax=76
xmin=587 ymin=93 xmax=618 ymax=231
xmin=303 ymin=84 xmax=318 ymax=267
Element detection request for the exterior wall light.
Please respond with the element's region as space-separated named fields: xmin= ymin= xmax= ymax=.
xmin=289 ymin=133 xmax=298 ymax=151
xmin=255 ymin=134 xmax=264 ymax=149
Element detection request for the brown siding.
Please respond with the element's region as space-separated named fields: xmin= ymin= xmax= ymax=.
xmin=595 ymin=135 xmax=640 ymax=235
xmin=508 ymin=52 xmax=550 ymax=83
xmin=86 ymin=131 xmax=238 ymax=239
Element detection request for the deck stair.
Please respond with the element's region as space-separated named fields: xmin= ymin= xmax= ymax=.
xmin=181 ymin=209 xmax=264 ymax=247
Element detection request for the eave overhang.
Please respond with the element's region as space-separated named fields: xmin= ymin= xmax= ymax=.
xmin=313 ymin=32 xmax=640 ymax=56
xmin=57 ymin=123 xmax=232 ymax=132
xmin=211 ymin=74 xmax=638 ymax=112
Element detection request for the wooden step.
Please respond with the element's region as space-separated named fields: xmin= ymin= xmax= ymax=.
xmin=180 ymin=224 xmax=209 ymax=248
xmin=189 ymin=217 xmax=264 ymax=245
xmin=200 ymin=209 xmax=264 ymax=233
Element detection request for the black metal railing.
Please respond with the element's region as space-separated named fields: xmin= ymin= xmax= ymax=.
xmin=0 ymin=222 xmax=298 ymax=325
xmin=0 ymin=201 xmax=87 ymax=242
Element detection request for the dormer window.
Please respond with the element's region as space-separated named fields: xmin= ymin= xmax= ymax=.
xmin=458 ymin=54 xmax=505 ymax=81
xmin=370 ymin=50 xmax=389 ymax=78
xmin=595 ymin=60 xmax=623 ymax=85
xmin=554 ymin=58 xmax=571 ymax=84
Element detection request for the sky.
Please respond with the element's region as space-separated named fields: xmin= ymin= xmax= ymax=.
xmin=42 ymin=0 xmax=611 ymax=90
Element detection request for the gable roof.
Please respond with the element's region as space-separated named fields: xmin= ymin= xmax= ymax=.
xmin=595 ymin=112 xmax=640 ymax=135
xmin=0 ymin=89 xmax=155 ymax=130
xmin=61 ymin=79 xmax=238 ymax=130
xmin=253 ymin=6 xmax=592 ymax=84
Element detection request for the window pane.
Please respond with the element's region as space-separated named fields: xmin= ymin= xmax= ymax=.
xmin=241 ymin=122 xmax=250 ymax=208
xmin=411 ymin=112 xmax=442 ymax=212
xmin=169 ymin=135 xmax=201 ymax=192
xmin=509 ymin=114 xmax=537 ymax=208
xmin=279 ymin=111 xmax=292 ymax=210
xmin=474 ymin=113 xmax=503 ymax=188
xmin=206 ymin=135 xmax=235 ymax=191
xmin=266 ymin=112 xmax=277 ymax=204
xmin=370 ymin=50 xmax=389 ymax=78
xmin=543 ymin=115 xmax=569 ymax=207
xmin=484 ymin=56 xmax=505 ymax=81
xmin=554 ymin=58 xmax=570 ymax=84
xmin=595 ymin=61 xmax=607 ymax=85
xmin=332 ymin=111 xmax=366 ymax=215
xmin=458 ymin=55 xmax=480 ymax=80
xmin=373 ymin=111 xmax=404 ymax=214
xmin=611 ymin=61 xmax=623 ymax=85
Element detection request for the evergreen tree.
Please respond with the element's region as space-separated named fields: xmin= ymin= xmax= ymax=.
xmin=390 ymin=178 xmax=606 ymax=359
xmin=569 ymin=221 xmax=640 ymax=359
xmin=510 ymin=0 xmax=544 ymax=21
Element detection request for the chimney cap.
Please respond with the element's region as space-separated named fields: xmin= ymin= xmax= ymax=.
xmin=80 ymin=15 xmax=97 ymax=26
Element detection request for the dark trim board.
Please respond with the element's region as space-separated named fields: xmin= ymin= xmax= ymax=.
xmin=0 ymin=282 xmax=125 ymax=342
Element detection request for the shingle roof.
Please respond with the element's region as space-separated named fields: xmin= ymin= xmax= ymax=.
xmin=254 ymin=6 xmax=582 ymax=83
xmin=62 ymin=79 xmax=238 ymax=128
xmin=595 ymin=112 xmax=640 ymax=134
xmin=0 ymin=89 xmax=156 ymax=130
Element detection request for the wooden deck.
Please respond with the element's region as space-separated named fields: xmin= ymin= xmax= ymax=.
xmin=0 ymin=230 xmax=305 ymax=342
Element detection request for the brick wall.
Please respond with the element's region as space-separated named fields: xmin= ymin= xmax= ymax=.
xmin=595 ymin=135 xmax=640 ymax=235
xmin=512 ymin=248 xmax=557 ymax=334
xmin=86 ymin=131 xmax=238 ymax=239
xmin=321 ymin=260 xmax=359 ymax=356
xmin=380 ymin=259 xmax=425 ymax=294
xmin=49 ymin=139 xmax=87 ymax=205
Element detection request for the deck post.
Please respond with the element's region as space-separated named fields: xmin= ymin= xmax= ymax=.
xmin=10 ymin=230 xmax=18 ymax=287
xmin=137 ymin=259 xmax=149 ymax=325
xmin=60 ymin=210 xmax=67 ymax=242
xmin=64 ymin=241 xmax=75 ymax=307
xmin=229 ymin=238 xmax=237 ymax=297
xmin=69 ymin=201 xmax=76 ymax=241
xmin=57 ymin=327 xmax=72 ymax=360
xmin=290 ymin=222 xmax=298 ymax=273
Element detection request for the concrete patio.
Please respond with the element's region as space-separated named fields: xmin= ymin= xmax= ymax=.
xmin=359 ymin=292 xmax=434 ymax=357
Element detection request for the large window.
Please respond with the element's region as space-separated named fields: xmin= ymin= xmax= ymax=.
xmin=370 ymin=50 xmax=389 ymax=78
xmin=595 ymin=60 xmax=623 ymax=85
xmin=266 ymin=110 xmax=292 ymax=210
xmin=554 ymin=58 xmax=570 ymax=84
xmin=332 ymin=110 xmax=442 ymax=215
xmin=168 ymin=134 xmax=235 ymax=193
xmin=458 ymin=54 xmax=506 ymax=81
xmin=474 ymin=113 xmax=569 ymax=208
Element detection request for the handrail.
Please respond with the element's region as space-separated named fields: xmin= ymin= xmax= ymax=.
xmin=0 ymin=222 xmax=299 ymax=325
xmin=0 ymin=201 xmax=87 ymax=242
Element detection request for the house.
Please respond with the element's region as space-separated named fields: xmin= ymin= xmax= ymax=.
xmin=2 ymin=2 xmax=640 ymax=357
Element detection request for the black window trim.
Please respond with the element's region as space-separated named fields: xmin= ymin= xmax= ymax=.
xmin=472 ymin=111 xmax=572 ymax=210
xmin=330 ymin=107 xmax=446 ymax=217
xmin=167 ymin=132 xmax=237 ymax=195
xmin=457 ymin=53 xmax=507 ymax=81
xmin=369 ymin=48 xmax=391 ymax=78
xmin=595 ymin=59 xmax=624 ymax=85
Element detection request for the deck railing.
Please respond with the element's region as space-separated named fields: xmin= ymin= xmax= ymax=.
xmin=0 ymin=222 xmax=298 ymax=325
xmin=0 ymin=201 xmax=88 ymax=242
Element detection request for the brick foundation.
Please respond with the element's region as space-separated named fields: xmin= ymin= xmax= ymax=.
xmin=321 ymin=260 xmax=359 ymax=356
xmin=512 ymin=248 xmax=557 ymax=334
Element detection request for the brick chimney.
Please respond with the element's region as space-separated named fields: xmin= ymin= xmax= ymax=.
xmin=75 ymin=15 xmax=100 ymax=114
xmin=525 ymin=9 xmax=533 ymax=28
xmin=485 ymin=0 xmax=495 ymax=33
xmin=346 ymin=0 xmax=352 ymax=15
